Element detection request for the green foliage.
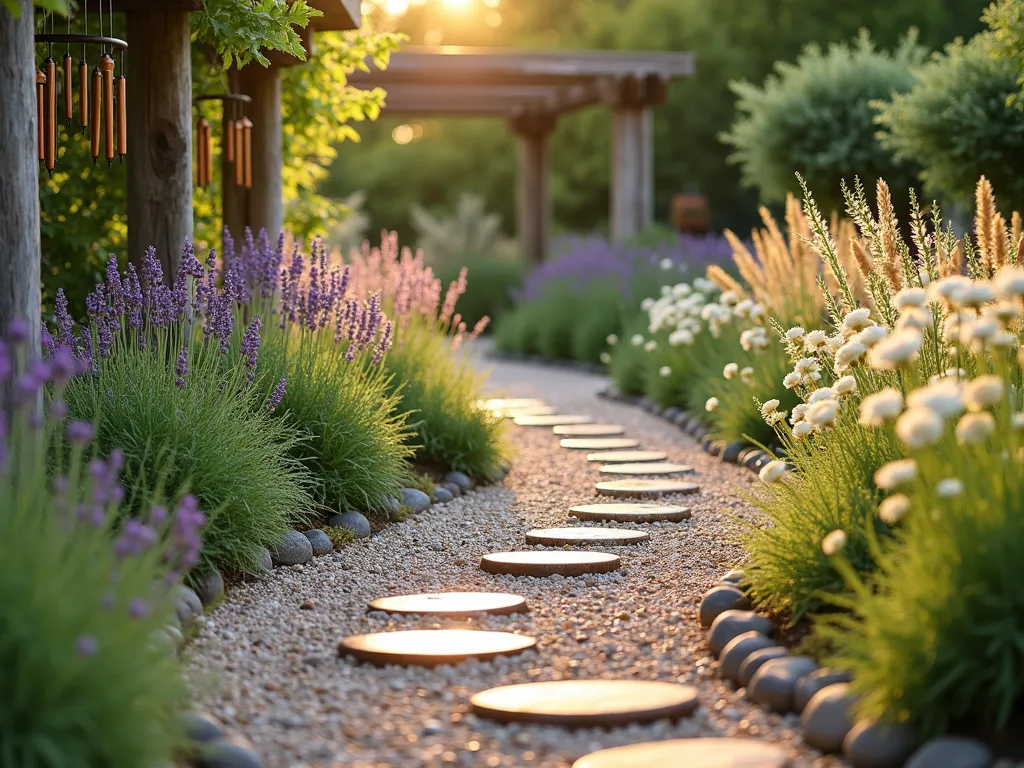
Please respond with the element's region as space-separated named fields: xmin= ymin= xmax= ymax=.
xmin=723 ymin=31 xmax=925 ymax=214
xmin=607 ymin=319 xmax=651 ymax=396
xmin=435 ymin=258 xmax=525 ymax=333
xmin=875 ymin=33 xmax=1024 ymax=212
xmin=2 ymin=0 xmax=67 ymax=16
xmin=411 ymin=193 xmax=519 ymax=268
xmin=984 ymin=0 xmax=1024 ymax=103
xmin=382 ymin=321 xmax=507 ymax=479
xmin=257 ymin=329 xmax=414 ymax=514
xmin=323 ymin=525 xmax=356 ymax=548
xmin=66 ymin=330 xmax=316 ymax=576
xmin=192 ymin=0 xmax=320 ymax=68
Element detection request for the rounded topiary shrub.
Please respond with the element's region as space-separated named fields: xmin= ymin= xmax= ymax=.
xmin=876 ymin=32 xmax=1024 ymax=213
xmin=723 ymin=31 xmax=925 ymax=214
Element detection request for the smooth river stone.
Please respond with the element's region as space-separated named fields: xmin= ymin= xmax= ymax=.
xmin=595 ymin=479 xmax=700 ymax=498
xmin=585 ymin=450 xmax=668 ymax=463
xmin=480 ymin=551 xmax=621 ymax=577
xmin=337 ymin=629 xmax=535 ymax=667
xmin=513 ymin=414 xmax=594 ymax=427
xmin=573 ymin=737 xmax=789 ymax=768
xmin=478 ymin=398 xmax=546 ymax=412
xmin=470 ymin=680 xmax=699 ymax=727
xmin=552 ymin=424 xmax=626 ymax=437
xmin=569 ymin=503 xmax=692 ymax=523
xmin=367 ymin=592 xmax=528 ymax=617
xmin=525 ymin=527 xmax=649 ymax=546
xmin=560 ymin=437 xmax=641 ymax=450
xmin=598 ymin=461 xmax=695 ymax=477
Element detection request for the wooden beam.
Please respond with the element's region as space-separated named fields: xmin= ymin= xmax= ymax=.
xmin=0 ymin=0 xmax=41 ymax=374
xmin=126 ymin=9 xmax=193 ymax=281
xmin=110 ymin=0 xmax=201 ymax=10
xmin=372 ymin=82 xmax=598 ymax=116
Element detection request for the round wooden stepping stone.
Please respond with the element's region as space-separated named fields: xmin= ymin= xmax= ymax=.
xmin=338 ymin=629 xmax=535 ymax=667
xmin=367 ymin=592 xmax=528 ymax=617
xmin=560 ymin=437 xmax=640 ymax=450
xmin=525 ymin=527 xmax=649 ymax=546
xmin=573 ymin=738 xmax=788 ymax=768
xmin=480 ymin=551 xmax=620 ymax=576
xmin=513 ymin=414 xmax=593 ymax=427
xmin=598 ymin=461 xmax=695 ymax=477
xmin=553 ymin=423 xmax=626 ymax=437
xmin=470 ymin=680 xmax=700 ymax=727
xmin=569 ymin=503 xmax=692 ymax=523
xmin=501 ymin=405 xmax=557 ymax=418
xmin=586 ymin=450 xmax=667 ymax=463
xmin=479 ymin=397 xmax=546 ymax=412
xmin=596 ymin=478 xmax=700 ymax=498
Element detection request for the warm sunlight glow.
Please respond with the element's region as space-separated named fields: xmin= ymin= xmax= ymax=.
xmin=484 ymin=9 xmax=501 ymax=27
xmin=483 ymin=0 xmax=499 ymax=6
xmin=441 ymin=0 xmax=472 ymax=10
xmin=383 ymin=0 xmax=409 ymax=15
xmin=392 ymin=124 xmax=415 ymax=145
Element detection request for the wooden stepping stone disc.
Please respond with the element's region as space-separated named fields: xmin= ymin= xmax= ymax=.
xmin=573 ymin=738 xmax=789 ymax=768
xmin=514 ymin=414 xmax=593 ymax=427
xmin=338 ymin=629 xmax=535 ymax=667
xmin=367 ymin=592 xmax=528 ymax=617
xmin=596 ymin=478 xmax=700 ymax=498
xmin=501 ymin=405 xmax=557 ymax=418
xmin=598 ymin=462 xmax=695 ymax=477
xmin=561 ymin=437 xmax=640 ymax=450
xmin=553 ymin=423 xmax=626 ymax=437
xmin=471 ymin=680 xmax=700 ymax=727
xmin=480 ymin=550 xmax=620 ymax=576
xmin=569 ymin=503 xmax=692 ymax=523
xmin=479 ymin=398 xmax=546 ymax=412
xmin=525 ymin=527 xmax=649 ymax=546
xmin=586 ymin=450 xmax=667 ymax=463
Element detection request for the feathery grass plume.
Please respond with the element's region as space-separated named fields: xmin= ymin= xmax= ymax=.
xmin=975 ymin=175 xmax=997 ymax=274
xmin=876 ymin=180 xmax=905 ymax=292
xmin=851 ymin=240 xmax=875 ymax=287
xmin=706 ymin=265 xmax=747 ymax=298
xmin=1012 ymin=211 xmax=1022 ymax=261
xmin=993 ymin=212 xmax=1009 ymax=269
xmin=799 ymin=174 xmax=856 ymax=323
xmin=724 ymin=229 xmax=766 ymax=292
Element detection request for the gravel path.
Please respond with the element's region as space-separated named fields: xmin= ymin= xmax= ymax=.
xmin=185 ymin=347 xmax=845 ymax=768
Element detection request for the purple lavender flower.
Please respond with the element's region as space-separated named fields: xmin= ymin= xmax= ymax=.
xmin=41 ymin=329 xmax=55 ymax=356
xmin=76 ymin=635 xmax=99 ymax=657
xmin=53 ymin=289 xmax=76 ymax=348
xmin=66 ymin=420 xmax=94 ymax=445
xmin=0 ymin=415 xmax=6 ymax=467
xmin=170 ymin=495 xmax=205 ymax=570
xmin=95 ymin=316 xmax=115 ymax=358
xmin=115 ymin=519 xmax=158 ymax=558
xmin=128 ymin=598 xmax=149 ymax=619
xmin=13 ymin=373 xmax=43 ymax=409
xmin=139 ymin=247 xmax=165 ymax=317
xmin=240 ymin=317 xmax=261 ymax=373
xmin=267 ymin=377 xmax=287 ymax=412
xmin=149 ymin=505 xmax=167 ymax=526
xmin=175 ymin=346 xmax=189 ymax=389
xmin=225 ymin=258 xmax=247 ymax=304
xmin=180 ymin=238 xmax=204 ymax=279
xmin=223 ymin=226 xmax=236 ymax=267
xmin=105 ymin=256 xmax=126 ymax=316
xmin=85 ymin=283 xmax=107 ymax=320
xmin=7 ymin=318 xmax=28 ymax=344
xmin=49 ymin=399 xmax=69 ymax=420
xmin=123 ymin=263 xmax=144 ymax=330
xmin=50 ymin=345 xmax=77 ymax=385
xmin=372 ymin=320 xmax=394 ymax=365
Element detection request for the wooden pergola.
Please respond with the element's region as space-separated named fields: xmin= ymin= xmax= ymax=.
xmin=347 ymin=47 xmax=695 ymax=262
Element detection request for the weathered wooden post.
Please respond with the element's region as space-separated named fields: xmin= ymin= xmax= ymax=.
xmin=0 ymin=0 xmax=42 ymax=362
xmin=116 ymin=0 xmax=198 ymax=280
xmin=508 ymin=110 xmax=555 ymax=264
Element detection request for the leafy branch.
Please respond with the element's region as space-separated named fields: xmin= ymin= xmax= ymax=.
xmin=192 ymin=0 xmax=322 ymax=69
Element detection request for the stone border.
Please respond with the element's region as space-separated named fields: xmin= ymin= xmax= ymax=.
xmin=697 ymin=572 xmax=999 ymax=768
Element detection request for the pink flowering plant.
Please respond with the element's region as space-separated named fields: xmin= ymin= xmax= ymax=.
xmin=0 ymin=320 xmax=201 ymax=767
xmin=56 ymin=240 xmax=316 ymax=576
xmin=223 ymin=228 xmax=413 ymax=514
xmin=343 ymin=232 xmax=507 ymax=479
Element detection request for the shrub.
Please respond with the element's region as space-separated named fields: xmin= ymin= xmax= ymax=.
xmin=410 ymin=192 xmax=518 ymax=268
xmin=435 ymin=258 xmax=525 ymax=332
xmin=1 ymin=324 xmax=202 ymax=768
xmin=228 ymin=230 xmax=414 ymax=515
xmin=724 ymin=31 xmax=925 ymax=214
xmin=876 ymin=32 xmax=1024 ymax=212
xmin=60 ymin=245 xmax=316 ymax=575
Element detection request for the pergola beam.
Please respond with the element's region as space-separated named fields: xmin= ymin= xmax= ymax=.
xmin=369 ymin=83 xmax=599 ymax=117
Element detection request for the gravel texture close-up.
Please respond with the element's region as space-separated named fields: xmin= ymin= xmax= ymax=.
xmin=185 ymin=348 xmax=847 ymax=768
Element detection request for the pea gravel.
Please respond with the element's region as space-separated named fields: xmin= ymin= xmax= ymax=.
xmin=185 ymin=347 xmax=848 ymax=768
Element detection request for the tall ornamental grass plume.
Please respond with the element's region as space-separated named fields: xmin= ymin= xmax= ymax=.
xmin=343 ymin=232 xmax=507 ymax=479
xmin=0 ymin=321 xmax=203 ymax=767
xmin=58 ymin=241 xmax=316 ymax=575
xmin=225 ymin=228 xmax=413 ymax=514
xmin=748 ymin=175 xmax=1023 ymax=642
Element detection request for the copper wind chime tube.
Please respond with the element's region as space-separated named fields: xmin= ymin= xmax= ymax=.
xmin=34 ymin=1 xmax=128 ymax=174
xmin=192 ymin=93 xmax=253 ymax=191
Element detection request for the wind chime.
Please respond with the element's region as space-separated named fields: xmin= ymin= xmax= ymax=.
xmin=193 ymin=94 xmax=253 ymax=190
xmin=34 ymin=0 xmax=127 ymax=176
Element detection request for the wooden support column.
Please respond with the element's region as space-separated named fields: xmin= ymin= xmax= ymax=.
xmin=126 ymin=7 xmax=193 ymax=281
xmin=239 ymin=63 xmax=283 ymax=239
xmin=605 ymin=73 xmax=667 ymax=242
xmin=0 ymin=0 xmax=41 ymax=367
xmin=509 ymin=111 xmax=555 ymax=264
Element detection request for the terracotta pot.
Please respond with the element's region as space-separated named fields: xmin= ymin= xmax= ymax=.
xmin=671 ymin=193 xmax=710 ymax=234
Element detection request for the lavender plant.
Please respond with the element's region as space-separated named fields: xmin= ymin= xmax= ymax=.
xmin=0 ymin=321 xmax=203 ymax=767
xmin=58 ymin=242 xmax=316 ymax=575
xmin=225 ymin=229 xmax=414 ymax=513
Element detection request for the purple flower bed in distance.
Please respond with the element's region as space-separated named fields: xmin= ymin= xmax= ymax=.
xmin=518 ymin=232 xmax=735 ymax=302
